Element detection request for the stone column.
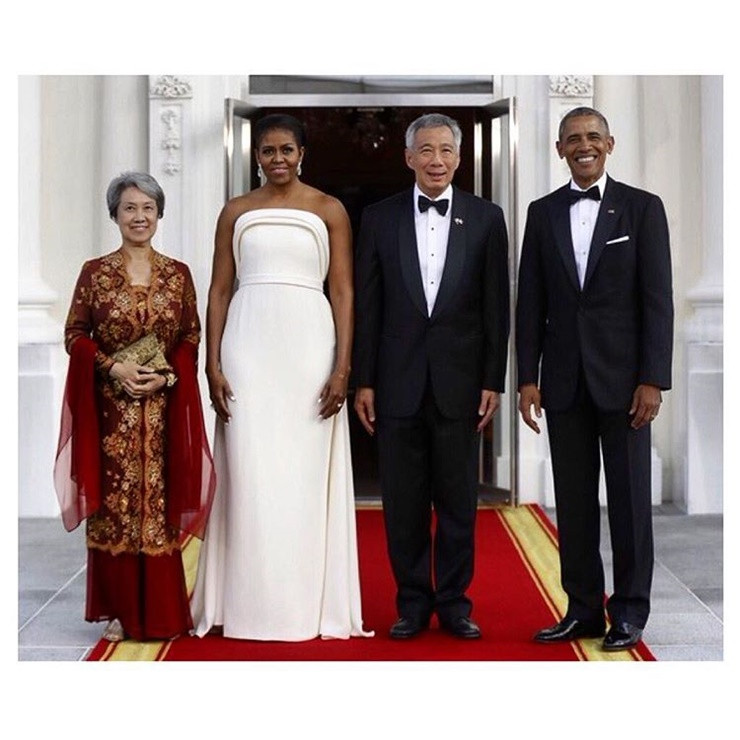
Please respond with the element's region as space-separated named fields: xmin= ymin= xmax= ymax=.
xmin=684 ymin=76 xmax=723 ymax=513
xmin=593 ymin=76 xmax=640 ymax=183
xmin=18 ymin=76 xmax=65 ymax=517
xmin=595 ymin=76 xmax=663 ymax=506
xmin=148 ymin=75 xmax=194 ymax=263
xmin=96 ymin=76 xmax=149 ymax=254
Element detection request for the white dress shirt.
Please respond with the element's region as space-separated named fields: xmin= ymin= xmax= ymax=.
xmin=569 ymin=172 xmax=608 ymax=287
xmin=414 ymin=183 xmax=453 ymax=315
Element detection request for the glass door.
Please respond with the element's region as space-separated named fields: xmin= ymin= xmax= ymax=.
xmin=474 ymin=98 xmax=518 ymax=506
xmin=224 ymin=98 xmax=259 ymax=201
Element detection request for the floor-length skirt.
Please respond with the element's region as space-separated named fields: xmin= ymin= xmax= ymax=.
xmin=191 ymin=279 xmax=370 ymax=639
xmin=86 ymin=548 xmax=192 ymax=641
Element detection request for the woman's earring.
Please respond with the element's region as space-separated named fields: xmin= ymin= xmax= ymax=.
xmin=257 ymin=163 xmax=265 ymax=183
xmin=297 ymin=160 xmax=303 ymax=177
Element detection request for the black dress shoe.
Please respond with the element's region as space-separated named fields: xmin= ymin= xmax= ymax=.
xmin=533 ymin=616 xmax=606 ymax=643
xmin=439 ymin=616 xmax=482 ymax=639
xmin=602 ymin=622 xmax=643 ymax=651
xmin=389 ymin=617 xmax=428 ymax=639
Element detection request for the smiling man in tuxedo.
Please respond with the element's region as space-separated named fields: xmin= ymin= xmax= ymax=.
xmin=353 ymin=113 xmax=509 ymax=640
xmin=516 ymin=106 xmax=674 ymax=651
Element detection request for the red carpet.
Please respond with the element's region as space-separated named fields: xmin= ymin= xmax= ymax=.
xmin=89 ymin=505 xmax=654 ymax=661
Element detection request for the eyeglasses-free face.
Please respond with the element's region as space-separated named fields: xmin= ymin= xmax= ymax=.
xmin=405 ymin=125 xmax=461 ymax=199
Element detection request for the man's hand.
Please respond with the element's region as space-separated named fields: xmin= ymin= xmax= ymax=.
xmin=518 ymin=383 xmax=542 ymax=434
xmin=354 ymin=387 xmax=376 ymax=435
xmin=477 ymin=390 xmax=501 ymax=432
xmin=629 ymin=384 xmax=662 ymax=429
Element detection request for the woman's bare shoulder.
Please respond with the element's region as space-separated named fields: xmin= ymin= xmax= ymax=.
xmin=221 ymin=191 xmax=275 ymax=222
xmin=305 ymin=187 xmax=348 ymax=223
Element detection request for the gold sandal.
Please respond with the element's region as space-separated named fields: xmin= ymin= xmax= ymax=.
xmin=102 ymin=619 xmax=125 ymax=642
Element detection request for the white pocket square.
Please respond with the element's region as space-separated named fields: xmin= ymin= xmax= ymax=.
xmin=606 ymin=235 xmax=630 ymax=245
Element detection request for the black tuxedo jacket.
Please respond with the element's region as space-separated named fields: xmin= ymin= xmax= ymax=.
xmin=353 ymin=186 xmax=509 ymax=419
xmin=516 ymin=176 xmax=673 ymax=412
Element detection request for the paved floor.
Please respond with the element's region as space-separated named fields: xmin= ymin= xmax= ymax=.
xmin=18 ymin=504 xmax=723 ymax=661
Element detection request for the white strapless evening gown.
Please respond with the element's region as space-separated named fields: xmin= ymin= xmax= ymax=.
xmin=191 ymin=209 xmax=372 ymax=641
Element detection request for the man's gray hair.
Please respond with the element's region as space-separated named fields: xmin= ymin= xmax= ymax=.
xmin=405 ymin=113 xmax=462 ymax=150
xmin=106 ymin=171 xmax=165 ymax=220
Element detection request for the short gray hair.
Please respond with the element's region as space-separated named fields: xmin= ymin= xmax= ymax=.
xmin=558 ymin=106 xmax=611 ymax=141
xmin=405 ymin=113 xmax=462 ymax=150
xmin=106 ymin=171 xmax=165 ymax=220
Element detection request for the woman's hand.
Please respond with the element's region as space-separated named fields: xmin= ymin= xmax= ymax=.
xmin=110 ymin=360 xmax=167 ymax=399
xmin=207 ymin=368 xmax=235 ymax=423
xmin=318 ymin=370 xmax=349 ymax=419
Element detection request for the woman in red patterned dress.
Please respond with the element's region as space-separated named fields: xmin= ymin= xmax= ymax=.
xmin=55 ymin=172 xmax=214 ymax=643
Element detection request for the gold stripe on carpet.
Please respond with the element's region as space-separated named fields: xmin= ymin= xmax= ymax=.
xmin=499 ymin=505 xmax=642 ymax=662
xmin=104 ymin=536 xmax=201 ymax=661
xmin=183 ymin=535 xmax=201 ymax=595
xmin=105 ymin=639 xmax=169 ymax=661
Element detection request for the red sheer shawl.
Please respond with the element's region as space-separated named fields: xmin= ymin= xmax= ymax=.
xmin=53 ymin=338 xmax=216 ymax=538
xmin=166 ymin=341 xmax=216 ymax=539
xmin=53 ymin=337 xmax=101 ymax=531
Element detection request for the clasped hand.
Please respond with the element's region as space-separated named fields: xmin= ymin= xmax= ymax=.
xmin=110 ymin=360 xmax=166 ymax=399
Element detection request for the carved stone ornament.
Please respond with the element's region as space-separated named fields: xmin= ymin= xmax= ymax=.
xmin=150 ymin=75 xmax=193 ymax=99
xmin=160 ymin=106 xmax=182 ymax=175
xmin=549 ymin=75 xmax=593 ymax=97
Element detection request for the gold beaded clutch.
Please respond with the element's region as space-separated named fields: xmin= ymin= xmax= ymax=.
xmin=110 ymin=333 xmax=176 ymax=394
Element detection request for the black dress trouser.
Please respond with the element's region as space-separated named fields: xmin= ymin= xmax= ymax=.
xmin=545 ymin=376 xmax=654 ymax=628
xmin=376 ymin=383 xmax=479 ymax=624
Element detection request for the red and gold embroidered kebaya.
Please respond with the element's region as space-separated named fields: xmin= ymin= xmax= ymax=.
xmin=58 ymin=249 xmax=214 ymax=640
xmin=65 ymin=249 xmax=200 ymax=557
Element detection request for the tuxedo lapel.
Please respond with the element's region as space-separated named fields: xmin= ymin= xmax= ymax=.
xmin=583 ymin=177 xmax=625 ymax=290
xmin=397 ymin=190 xmax=428 ymax=318
xmin=548 ymin=185 xmax=581 ymax=292
xmin=430 ymin=187 xmax=467 ymax=321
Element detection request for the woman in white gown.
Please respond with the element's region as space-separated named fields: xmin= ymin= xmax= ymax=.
xmin=191 ymin=114 xmax=372 ymax=641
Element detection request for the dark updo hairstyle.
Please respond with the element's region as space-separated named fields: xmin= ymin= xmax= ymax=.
xmin=254 ymin=113 xmax=307 ymax=149
xmin=106 ymin=171 xmax=165 ymax=220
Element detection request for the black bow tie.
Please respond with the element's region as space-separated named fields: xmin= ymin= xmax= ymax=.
xmin=418 ymin=195 xmax=449 ymax=216
xmin=568 ymin=186 xmax=601 ymax=204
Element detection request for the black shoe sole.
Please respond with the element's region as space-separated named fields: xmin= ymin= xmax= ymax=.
xmin=534 ymin=628 xmax=605 ymax=643
xmin=389 ymin=623 xmax=428 ymax=639
xmin=389 ymin=630 xmax=425 ymax=639
xmin=602 ymin=639 xmax=641 ymax=652
xmin=444 ymin=631 xmax=481 ymax=639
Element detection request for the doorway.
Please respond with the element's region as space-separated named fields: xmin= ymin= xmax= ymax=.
xmin=224 ymin=100 xmax=518 ymax=504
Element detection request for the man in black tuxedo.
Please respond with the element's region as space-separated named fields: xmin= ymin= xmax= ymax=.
xmin=516 ymin=106 xmax=673 ymax=651
xmin=353 ymin=113 xmax=509 ymax=639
